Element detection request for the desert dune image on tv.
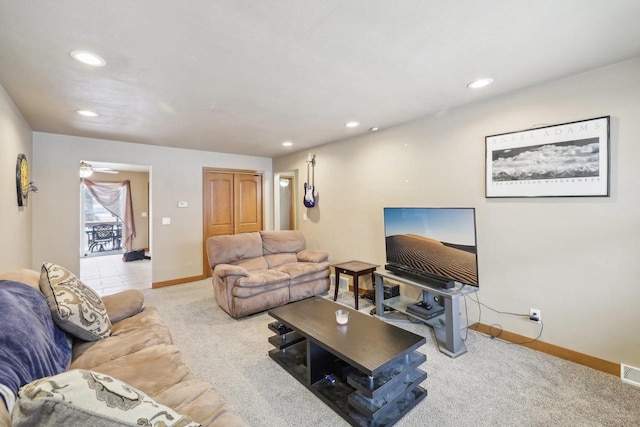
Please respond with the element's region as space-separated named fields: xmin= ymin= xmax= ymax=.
xmin=384 ymin=208 xmax=478 ymax=286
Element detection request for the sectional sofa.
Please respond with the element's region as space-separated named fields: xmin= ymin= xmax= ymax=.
xmin=0 ymin=266 xmax=244 ymax=427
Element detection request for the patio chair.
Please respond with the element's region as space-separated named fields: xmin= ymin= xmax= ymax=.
xmin=88 ymin=224 xmax=114 ymax=252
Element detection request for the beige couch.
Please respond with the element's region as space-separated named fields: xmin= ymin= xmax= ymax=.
xmin=206 ymin=230 xmax=330 ymax=318
xmin=0 ymin=268 xmax=245 ymax=427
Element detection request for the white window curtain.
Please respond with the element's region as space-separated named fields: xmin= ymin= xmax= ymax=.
xmin=83 ymin=179 xmax=136 ymax=250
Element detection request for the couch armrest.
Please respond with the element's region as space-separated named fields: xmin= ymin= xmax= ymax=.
xmin=102 ymin=289 xmax=145 ymax=323
xmin=0 ymin=268 xmax=40 ymax=290
xmin=297 ymin=250 xmax=329 ymax=263
xmin=213 ymin=264 xmax=249 ymax=278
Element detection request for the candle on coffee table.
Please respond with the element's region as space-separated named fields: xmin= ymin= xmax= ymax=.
xmin=335 ymin=309 xmax=349 ymax=325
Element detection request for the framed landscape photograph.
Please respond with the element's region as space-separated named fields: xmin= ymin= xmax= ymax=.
xmin=485 ymin=116 xmax=610 ymax=198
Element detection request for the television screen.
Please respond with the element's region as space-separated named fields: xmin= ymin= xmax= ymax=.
xmin=384 ymin=207 xmax=479 ymax=287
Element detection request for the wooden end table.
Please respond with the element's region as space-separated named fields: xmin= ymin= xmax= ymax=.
xmin=332 ymin=261 xmax=379 ymax=310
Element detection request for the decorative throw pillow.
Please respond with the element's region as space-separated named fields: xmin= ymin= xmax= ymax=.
xmin=39 ymin=263 xmax=111 ymax=341
xmin=12 ymin=369 xmax=201 ymax=427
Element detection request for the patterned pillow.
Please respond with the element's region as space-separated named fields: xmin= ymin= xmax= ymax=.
xmin=39 ymin=263 xmax=111 ymax=341
xmin=12 ymin=369 xmax=201 ymax=427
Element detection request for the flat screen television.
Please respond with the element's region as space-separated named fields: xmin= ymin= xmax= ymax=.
xmin=384 ymin=207 xmax=479 ymax=289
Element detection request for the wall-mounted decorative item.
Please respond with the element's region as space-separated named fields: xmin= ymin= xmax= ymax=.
xmin=485 ymin=116 xmax=610 ymax=198
xmin=16 ymin=154 xmax=30 ymax=206
xmin=303 ymin=153 xmax=316 ymax=208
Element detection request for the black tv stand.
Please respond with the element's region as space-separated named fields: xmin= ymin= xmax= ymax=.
xmin=374 ymin=270 xmax=478 ymax=358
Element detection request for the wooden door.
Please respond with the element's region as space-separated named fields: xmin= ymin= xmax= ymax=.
xmin=203 ymin=172 xmax=234 ymax=236
xmin=203 ymin=169 xmax=263 ymax=276
xmin=235 ymin=173 xmax=263 ymax=234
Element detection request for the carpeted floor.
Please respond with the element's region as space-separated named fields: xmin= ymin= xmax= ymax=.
xmin=143 ymin=280 xmax=640 ymax=426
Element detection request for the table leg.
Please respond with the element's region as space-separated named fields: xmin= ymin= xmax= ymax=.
xmin=354 ymin=274 xmax=359 ymax=310
xmin=333 ymin=270 xmax=340 ymax=301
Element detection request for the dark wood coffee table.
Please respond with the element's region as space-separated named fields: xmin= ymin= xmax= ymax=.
xmin=268 ymin=297 xmax=427 ymax=426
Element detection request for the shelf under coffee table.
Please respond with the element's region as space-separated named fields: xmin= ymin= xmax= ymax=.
xmin=268 ymin=297 xmax=427 ymax=427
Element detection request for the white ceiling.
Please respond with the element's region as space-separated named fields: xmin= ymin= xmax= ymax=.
xmin=1 ymin=1 xmax=640 ymax=158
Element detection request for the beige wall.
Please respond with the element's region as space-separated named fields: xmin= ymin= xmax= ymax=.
xmin=0 ymin=85 xmax=33 ymax=272
xmin=32 ymin=133 xmax=272 ymax=283
xmin=274 ymin=57 xmax=640 ymax=367
xmin=88 ymin=170 xmax=150 ymax=250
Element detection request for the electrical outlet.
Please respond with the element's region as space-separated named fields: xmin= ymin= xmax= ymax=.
xmin=530 ymin=308 xmax=541 ymax=323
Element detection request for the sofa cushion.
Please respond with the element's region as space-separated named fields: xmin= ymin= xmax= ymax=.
xmin=39 ymin=263 xmax=111 ymax=341
xmin=152 ymin=379 xmax=246 ymax=427
xmin=274 ymin=262 xmax=331 ymax=286
xmin=0 ymin=401 xmax=9 ymax=427
xmin=263 ymin=253 xmax=298 ymax=268
xmin=234 ymin=269 xmax=290 ymax=289
xmin=109 ymin=306 xmax=170 ymax=336
xmin=87 ymin=344 xmax=191 ymax=398
xmin=231 ymin=256 xmax=268 ymax=271
xmin=12 ymin=369 xmax=200 ymax=427
xmin=71 ymin=307 xmax=173 ymax=370
xmin=206 ymin=232 xmax=263 ymax=268
xmin=260 ymin=230 xmax=305 ymax=254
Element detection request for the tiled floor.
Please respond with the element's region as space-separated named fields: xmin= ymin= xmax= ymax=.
xmin=80 ymin=253 xmax=151 ymax=296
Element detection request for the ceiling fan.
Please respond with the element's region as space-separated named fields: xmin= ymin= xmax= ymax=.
xmin=79 ymin=161 xmax=119 ymax=177
xmin=93 ymin=166 xmax=119 ymax=174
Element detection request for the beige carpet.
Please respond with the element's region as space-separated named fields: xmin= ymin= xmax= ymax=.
xmin=144 ymin=280 xmax=640 ymax=426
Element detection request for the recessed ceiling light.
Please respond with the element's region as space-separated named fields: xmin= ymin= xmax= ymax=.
xmin=70 ymin=50 xmax=106 ymax=67
xmin=467 ymin=78 xmax=494 ymax=89
xmin=282 ymin=141 xmax=293 ymax=147
xmin=76 ymin=109 xmax=100 ymax=118
xmin=345 ymin=121 xmax=360 ymax=128
xmin=370 ymin=127 xmax=379 ymax=132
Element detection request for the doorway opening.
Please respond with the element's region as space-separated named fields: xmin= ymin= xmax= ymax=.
xmin=79 ymin=161 xmax=152 ymax=296
xmin=81 ymin=183 xmax=125 ymax=257
xmin=274 ymin=170 xmax=297 ymax=230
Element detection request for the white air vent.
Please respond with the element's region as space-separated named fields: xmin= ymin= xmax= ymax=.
xmin=330 ymin=274 xmax=350 ymax=290
xmin=621 ymin=363 xmax=640 ymax=388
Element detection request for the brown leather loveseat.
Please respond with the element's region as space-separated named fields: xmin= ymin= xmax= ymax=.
xmin=206 ymin=230 xmax=330 ymax=318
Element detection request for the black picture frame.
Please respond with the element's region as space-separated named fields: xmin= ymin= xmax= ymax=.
xmin=485 ymin=116 xmax=610 ymax=198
